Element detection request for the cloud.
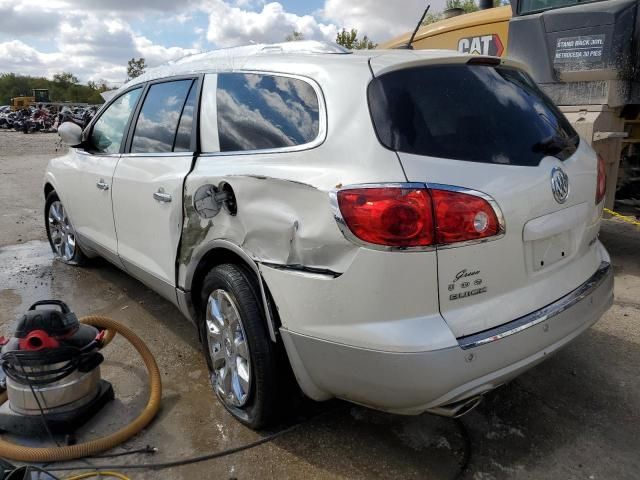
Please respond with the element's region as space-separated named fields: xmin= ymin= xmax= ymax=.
xmin=58 ymin=0 xmax=200 ymax=14
xmin=322 ymin=0 xmax=448 ymax=41
xmin=0 ymin=0 xmax=454 ymax=83
xmin=205 ymin=1 xmax=338 ymax=47
xmin=0 ymin=1 xmax=63 ymax=36
xmin=0 ymin=41 xmax=61 ymax=74
xmin=0 ymin=11 xmax=198 ymax=83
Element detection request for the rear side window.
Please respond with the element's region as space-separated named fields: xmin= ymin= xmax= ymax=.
xmin=368 ymin=64 xmax=579 ymax=166
xmin=91 ymin=88 xmax=141 ymax=154
xmin=131 ymin=79 xmax=195 ymax=153
xmin=216 ymin=73 xmax=320 ymax=152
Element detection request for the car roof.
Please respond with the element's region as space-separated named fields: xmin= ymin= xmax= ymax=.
xmin=122 ymin=41 xmax=477 ymax=90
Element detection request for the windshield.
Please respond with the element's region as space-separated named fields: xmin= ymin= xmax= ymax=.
xmin=368 ymin=64 xmax=579 ymax=166
xmin=518 ymin=0 xmax=603 ymax=15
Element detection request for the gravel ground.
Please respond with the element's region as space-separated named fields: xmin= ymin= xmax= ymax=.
xmin=0 ymin=130 xmax=638 ymax=479
xmin=0 ymin=132 xmax=66 ymax=247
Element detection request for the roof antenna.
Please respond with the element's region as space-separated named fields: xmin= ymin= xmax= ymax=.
xmin=398 ymin=4 xmax=430 ymax=50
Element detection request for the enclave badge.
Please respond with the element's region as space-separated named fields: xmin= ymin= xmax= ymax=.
xmin=551 ymin=167 xmax=570 ymax=204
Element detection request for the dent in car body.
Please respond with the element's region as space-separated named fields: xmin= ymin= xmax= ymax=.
xmin=177 ymin=175 xmax=360 ymax=343
xmin=179 ymin=175 xmax=358 ymax=275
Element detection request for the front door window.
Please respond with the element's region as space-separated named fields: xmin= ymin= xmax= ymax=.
xmin=90 ymin=88 xmax=142 ymax=154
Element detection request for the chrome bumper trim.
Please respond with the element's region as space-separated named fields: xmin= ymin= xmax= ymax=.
xmin=457 ymin=262 xmax=612 ymax=350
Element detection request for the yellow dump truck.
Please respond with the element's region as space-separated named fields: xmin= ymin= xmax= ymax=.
xmin=381 ymin=1 xmax=640 ymax=211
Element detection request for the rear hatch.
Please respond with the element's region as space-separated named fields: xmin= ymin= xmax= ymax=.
xmin=368 ymin=54 xmax=604 ymax=337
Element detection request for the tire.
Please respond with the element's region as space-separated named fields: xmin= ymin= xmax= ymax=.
xmin=199 ymin=263 xmax=281 ymax=429
xmin=45 ymin=191 xmax=86 ymax=265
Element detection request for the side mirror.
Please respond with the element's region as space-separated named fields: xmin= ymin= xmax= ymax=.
xmin=58 ymin=122 xmax=83 ymax=147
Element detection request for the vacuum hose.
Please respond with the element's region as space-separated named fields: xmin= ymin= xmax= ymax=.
xmin=0 ymin=316 xmax=162 ymax=462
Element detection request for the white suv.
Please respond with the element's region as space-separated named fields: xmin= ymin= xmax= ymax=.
xmin=46 ymin=41 xmax=613 ymax=428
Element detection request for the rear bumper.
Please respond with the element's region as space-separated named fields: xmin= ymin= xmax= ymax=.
xmin=281 ymin=262 xmax=614 ymax=415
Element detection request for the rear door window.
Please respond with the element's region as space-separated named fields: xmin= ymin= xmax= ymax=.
xmin=90 ymin=88 xmax=142 ymax=154
xmin=368 ymin=64 xmax=579 ymax=166
xmin=215 ymin=73 xmax=320 ymax=152
xmin=130 ymin=79 xmax=195 ymax=153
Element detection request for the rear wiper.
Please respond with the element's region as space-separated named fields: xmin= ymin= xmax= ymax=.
xmin=532 ymin=135 xmax=576 ymax=156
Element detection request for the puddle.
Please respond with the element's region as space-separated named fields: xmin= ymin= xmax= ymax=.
xmin=0 ymin=240 xmax=472 ymax=479
xmin=0 ymin=240 xmax=55 ymax=326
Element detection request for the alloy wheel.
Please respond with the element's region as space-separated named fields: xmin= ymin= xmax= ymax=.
xmin=47 ymin=200 xmax=77 ymax=262
xmin=205 ymin=289 xmax=252 ymax=407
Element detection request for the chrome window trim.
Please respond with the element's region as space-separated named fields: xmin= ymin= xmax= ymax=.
xmin=75 ymin=149 xmax=120 ymax=158
xmin=77 ymin=150 xmax=194 ymax=159
xmin=120 ymin=152 xmax=195 ymax=158
xmin=198 ymin=70 xmax=327 ymax=157
xmin=329 ymin=182 xmax=506 ymax=253
xmin=457 ymin=261 xmax=612 ymax=350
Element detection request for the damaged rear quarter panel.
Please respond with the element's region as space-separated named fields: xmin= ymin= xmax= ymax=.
xmin=177 ymin=149 xmax=406 ymax=288
xmin=179 ymin=172 xmax=357 ymax=275
xmin=178 ymin=62 xmax=407 ymax=293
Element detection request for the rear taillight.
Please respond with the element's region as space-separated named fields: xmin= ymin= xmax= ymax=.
xmin=596 ymin=154 xmax=607 ymax=205
xmin=431 ymin=189 xmax=501 ymax=244
xmin=335 ymin=185 xmax=502 ymax=249
xmin=336 ymin=187 xmax=434 ymax=247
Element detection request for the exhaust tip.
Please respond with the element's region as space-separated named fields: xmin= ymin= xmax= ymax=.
xmin=452 ymin=396 xmax=483 ymax=417
xmin=427 ymin=395 xmax=483 ymax=418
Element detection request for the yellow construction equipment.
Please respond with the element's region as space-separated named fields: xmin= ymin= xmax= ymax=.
xmin=380 ymin=6 xmax=511 ymax=56
xmin=10 ymin=89 xmax=50 ymax=111
xmin=381 ymin=1 xmax=640 ymax=212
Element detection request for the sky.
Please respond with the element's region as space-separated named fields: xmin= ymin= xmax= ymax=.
xmin=0 ymin=0 xmax=447 ymax=85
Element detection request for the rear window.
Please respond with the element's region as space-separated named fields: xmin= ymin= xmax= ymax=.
xmin=368 ymin=64 xmax=579 ymax=166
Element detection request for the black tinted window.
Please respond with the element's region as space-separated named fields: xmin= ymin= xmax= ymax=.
xmin=216 ymin=73 xmax=319 ymax=152
xmin=519 ymin=0 xmax=593 ymax=14
xmin=174 ymin=83 xmax=197 ymax=152
xmin=368 ymin=65 xmax=578 ymax=166
xmin=131 ymin=79 xmax=194 ymax=153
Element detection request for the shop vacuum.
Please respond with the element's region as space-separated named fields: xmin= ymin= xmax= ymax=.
xmin=0 ymin=301 xmax=114 ymax=436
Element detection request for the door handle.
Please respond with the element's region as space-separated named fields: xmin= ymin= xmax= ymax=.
xmin=96 ymin=179 xmax=109 ymax=191
xmin=153 ymin=189 xmax=172 ymax=203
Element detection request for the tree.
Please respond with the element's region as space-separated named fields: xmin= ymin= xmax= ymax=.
xmin=53 ymin=72 xmax=79 ymax=86
xmin=127 ymin=58 xmax=146 ymax=80
xmin=446 ymin=0 xmax=480 ymax=14
xmin=336 ymin=28 xmax=377 ymax=50
xmin=0 ymin=72 xmax=105 ymax=105
xmin=285 ymin=31 xmax=304 ymax=42
xmin=422 ymin=0 xmax=508 ymax=25
xmin=87 ymin=80 xmax=110 ymax=93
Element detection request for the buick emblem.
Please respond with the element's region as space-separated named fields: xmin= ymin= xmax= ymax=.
xmin=551 ymin=167 xmax=569 ymax=204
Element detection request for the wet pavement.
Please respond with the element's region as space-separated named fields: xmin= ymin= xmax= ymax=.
xmin=0 ymin=132 xmax=639 ymax=479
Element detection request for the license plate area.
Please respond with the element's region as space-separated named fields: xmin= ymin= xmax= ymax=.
xmin=530 ymin=231 xmax=572 ymax=271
